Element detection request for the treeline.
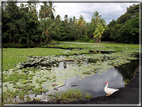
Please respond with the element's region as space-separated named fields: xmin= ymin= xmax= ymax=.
xmin=103 ymin=3 xmax=140 ymax=44
xmin=2 ymin=1 xmax=140 ymax=46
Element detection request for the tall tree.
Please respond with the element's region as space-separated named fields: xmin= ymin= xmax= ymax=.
xmin=64 ymin=14 xmax=68 ymax=23
xmin=39 ymin=2 xmax=49 ymax=19
xmin=77 ymin=15 xmax=86 ymax=39
xmin=93 ymin=18 xmax=106 ymax=43
xmin=91 ymin=11 xmax=102 ymax=25
xmin=48 ymin=1 xmax=56 ymax=19
xmin=56 ymin=14 xmax=61 ymax=23
xmin=73 ymin=16 xmax=76 ymax=24
xmin=39 ymin=18 xmax=58 ymax=44
xmin=2 ymin=1 xmax=39 ymax=44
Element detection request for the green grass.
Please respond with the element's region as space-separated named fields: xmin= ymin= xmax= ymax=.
xmin=47 ymin=41 xmax=140 ymax=52
xmin=2 ymin=41 xmax=140 ymax=71
xmin=2 ymin=41 xmax=140 ymax=104
xmin=3 ymin=48 xmax=66 ymax=71
xmin=48 ymin=89 xmax=92 ymax=102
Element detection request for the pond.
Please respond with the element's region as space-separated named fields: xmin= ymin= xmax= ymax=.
xmin=3 ymin=51 xmax=139 ymax=103
xmin=56 ymin=60 xmax=139 ymax=98
xmin=31 ymin=60 xmax=139 ymax=102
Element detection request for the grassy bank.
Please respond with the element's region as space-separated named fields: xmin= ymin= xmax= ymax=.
xmin=3 ymin=42 xmax=140 ymax=71
xmin=2 ymin=41 xmax=140 ymax=104
xmin=48 ymin=41 xmax=139 ymax=52
xmin=2 ymin=48 xmax=89 ymax=71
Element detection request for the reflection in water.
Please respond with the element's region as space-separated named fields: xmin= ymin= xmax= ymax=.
xmin=115 ymin=60 xmax=139 ymax=80
xmin=56 ymin=60 xmax=139 ymax=98
xmin=31 ymin=60 xmax=139 ymax=101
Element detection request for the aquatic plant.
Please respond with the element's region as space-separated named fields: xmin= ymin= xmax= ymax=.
xmin=124 ymin=79 xmax=130 ymax=85
xmin=2 ymin=44 xmax=139 ymax=104
xmin=84 ymin=91 xmax=92 ymax=99
xmin=19 ymin=90 xmax=25 ymax=100
xmin=48 ymin=89 xmax=92 ymax=102
xmin=26 ymin=95 xmax=31 ymax=102
xmin=34 ymin=98 xmax=41 ymax=101
xmin=83 ymin=71 xmax=91 ymax=74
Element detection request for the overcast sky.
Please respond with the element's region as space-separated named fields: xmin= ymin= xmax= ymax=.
xmin=14 ymin=0 xmax=140 ymax=24
xmin=54 ymin=1 xmax=140 ymax=24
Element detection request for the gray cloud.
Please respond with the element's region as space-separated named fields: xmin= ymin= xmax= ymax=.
xmin=16 ymin=1 xmax=139 ymax=24
xmin=54 ymin=2 xmax=138 ymax=24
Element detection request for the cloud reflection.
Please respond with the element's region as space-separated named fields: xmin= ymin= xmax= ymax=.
xmin=58 ymin=68 xmax=125 ymax=98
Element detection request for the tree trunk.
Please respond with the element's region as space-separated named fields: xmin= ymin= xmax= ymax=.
xmin=97 ymin=37 xmax=99 ymax=42
xmin=99 ymin=38 xmax=101 ymax=43
xmin=81 ymin=27 xmax=82 ymax=39
xmin=9 ymin=32 xmax=11 ymax=43
xmin=78 ymin=34 xmax=79 ymax=40
xmin=40 ymin=38 xmax=42 ymax=43
xmin=93 ymin=37 xmax=95 ymax=42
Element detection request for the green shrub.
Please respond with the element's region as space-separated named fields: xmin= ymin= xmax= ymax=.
xmin=50 ymin=40 xmax=57 ymax=45
xmin=83 ymin=35 xmax=90 ymax=42
xmin=39 ymin=42 xmax=44 ymax=47
xmin=88 ymin=39 xmax=94 ymax=43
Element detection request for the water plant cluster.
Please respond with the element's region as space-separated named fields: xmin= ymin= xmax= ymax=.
xmin=3 ymin=49 xmax=138 ymax=104
xmin=48 ymin=89 xmax=92 ymax=103
xmin=47 ymin=42 xmax=140 ymax=52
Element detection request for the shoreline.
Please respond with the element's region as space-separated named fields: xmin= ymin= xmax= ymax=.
xmin=13 ymin=66 xmax=140 ymax=104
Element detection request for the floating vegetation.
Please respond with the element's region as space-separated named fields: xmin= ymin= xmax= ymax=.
xmin=48 ymin=89 xmax=92 ymax=102
xmin=3 ymin=51 xmax=138 ymax=104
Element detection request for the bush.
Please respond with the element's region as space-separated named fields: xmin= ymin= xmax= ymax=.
xmin=39 ymin=42 xmax=44 ymax=47
xmin=83 ymin=35 xmax=90 ymax=42
xmin=49 ymin=40 xmax=57 ymax=45
xmin=88 ymin=39 xmax=94 ymax=43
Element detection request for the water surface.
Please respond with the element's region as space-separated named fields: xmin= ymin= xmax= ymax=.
xmin=39 ymin=60 xmax=139 ymax=101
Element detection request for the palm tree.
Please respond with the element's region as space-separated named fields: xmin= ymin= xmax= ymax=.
xmin=93 ymin=19 xmax=106 ymax=43
xmin=56 ymin=14 xmax=61 ymax=23
xmin=64 ymin=15 xmax=68 ymax=23
xmin=48 ymin=1 xmax=56 ymax=19
xmin=77 ymin=15 xmax=86 ymax=39
xmin=39 ymin=18 xmax=58 ymax=44
xmin=98 ymin=18 xmax=106 ymax=28
xmin=39 ymin=2 xmax=49 ymax=19
xmin=91 ymin=11 xmax=102 ymax=25
xmin=73 ymin=16 xmax=76 ymax=24
xmin=31 ymin=0 xmax=40 ymax=17
xmin=69 ymin=18 xmax=73 ymax=24
xmin=26 ymin=1 xmax=36 ymax=15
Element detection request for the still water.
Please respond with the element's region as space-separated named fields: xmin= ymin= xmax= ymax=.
xmin=35 ymin=60 xmax=139 ymax=101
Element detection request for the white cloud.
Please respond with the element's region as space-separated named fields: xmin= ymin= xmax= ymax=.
xmin=16 ymin=0 xmax=139 ymax=24
xmin=54 ymin=2 xmax=139 ymax=24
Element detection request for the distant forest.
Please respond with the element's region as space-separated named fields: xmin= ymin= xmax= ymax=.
xmin=1 ymin=1 xmax=140 ymax=46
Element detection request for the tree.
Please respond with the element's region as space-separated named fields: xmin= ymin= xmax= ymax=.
xmin=77 ymin=15 xmax=86 ymax=39
xmin=105 ymin=3 xmax=140 ymax=43
xmin=91 ymin=11 xmax=102 ymax=41
xmin=39 ymin=2 xmax=49 ymax=19
xmin=2 ymin=1 xmax=39 ymax=44
xmin=91 ymin=11 xmax=101 ymax=25
xmin=64 ymin=14 xmax=68 ymax=23
xmin=48 ymin=1 xmax=56 ymax=19
xmin=115 ymin=14 xmax=139 ymax=44
xmin=2 ymin=2 xmax=19 ymax=43
xmin=69 ymin=17 xmax=73 ymax=24
xmin=93 ymin=24 xmax=105 ymax=43
xmin=56 ymin=14 xmax=61 ymax=23
xmin=39 ymin=18 xmax=58 ymax=44
xmin=39 ymin=1 xmax=56 ymax=44
xmin=93 ymin=18 xmax=106 ymax=42
xmin=73 ymin=16 xmax=76 ymax=24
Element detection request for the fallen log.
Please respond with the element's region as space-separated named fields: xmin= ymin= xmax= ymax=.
xmin=58 ymin=59 xmax=74 ymax=62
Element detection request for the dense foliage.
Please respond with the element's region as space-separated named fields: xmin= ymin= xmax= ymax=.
xmin=2 ymin=1 xmax=140 ymax=45
xmin=103 ymin=3 xmax=140 ymax=44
